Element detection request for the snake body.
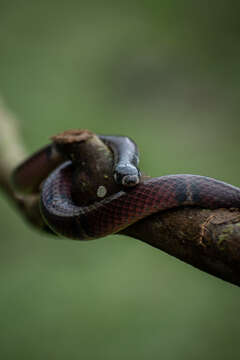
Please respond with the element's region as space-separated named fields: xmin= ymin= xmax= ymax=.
xmin=40 ymin=161 xmax=240 ymax=240
xmin=13 ymin=135 xmax=240 ymax=240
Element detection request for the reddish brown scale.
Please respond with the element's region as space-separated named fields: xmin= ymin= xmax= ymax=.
xmin=12 ymin=144 xmax=64 ymax=193
xmin=40 ymin=162 xmax=240 ymax=240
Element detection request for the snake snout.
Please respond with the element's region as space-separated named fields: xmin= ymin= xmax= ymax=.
xmin=114 ymin=164 xmax=140 ymax=187
xmin=122 ymin=174 xmax=140 ymax=187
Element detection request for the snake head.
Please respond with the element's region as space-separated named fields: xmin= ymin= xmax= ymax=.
xmin=114 ymin=164 xmax=141 ymax=187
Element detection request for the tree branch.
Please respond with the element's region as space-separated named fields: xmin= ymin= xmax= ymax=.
xmin=0 ymin=98 xmax=240 ymax=287
xmin=0 ymin=98 xmax=50 ymax=232
xmin=121 ymin=207 xmax=240 ymax=286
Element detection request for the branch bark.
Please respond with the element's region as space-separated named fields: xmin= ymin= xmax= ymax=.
xmin=0 ymin=98 xmax=240 ymax=287
xmin=0 ymin=99 xmax=50 ymax=232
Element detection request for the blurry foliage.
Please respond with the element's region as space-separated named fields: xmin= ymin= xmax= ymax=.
xmin=0 ymin=1 xmax=240 ymax=359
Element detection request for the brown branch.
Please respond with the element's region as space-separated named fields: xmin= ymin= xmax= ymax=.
xmin=53 ymin=131 xmax=240 ymax=287
xmin=0 ymin=100 xmax=240 ymax=286
xmin=0 ymin=98 xmax=49 ymax=232
xmin=0 ymin=99 xmax=27 ymax=194
xmin=121 ymin=208 xmax=240 ymax=286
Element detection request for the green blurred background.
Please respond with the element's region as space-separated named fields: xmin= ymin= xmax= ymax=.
xmin=0 ymin=1 xmax=240 ymax=359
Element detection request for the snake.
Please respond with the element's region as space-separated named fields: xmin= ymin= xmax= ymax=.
xmin=12 ymin=135 xmax=240 ymax=240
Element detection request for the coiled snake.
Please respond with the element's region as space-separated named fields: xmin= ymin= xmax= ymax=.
xmin=12 ymin=134 xmax=240 ymax=240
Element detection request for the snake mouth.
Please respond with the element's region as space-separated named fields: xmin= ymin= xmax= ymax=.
xmin=114 ymin=163 xmax=141 ymax=188
xmin=121 ymin=174 xmax=140 ymax=187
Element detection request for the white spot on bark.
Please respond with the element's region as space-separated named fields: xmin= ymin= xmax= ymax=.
xmin=97 ymin=185 xmax=107 ymax=198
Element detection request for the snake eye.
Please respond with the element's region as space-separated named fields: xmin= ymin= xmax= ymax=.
xmin=114 ymin=164 xmax=140 ymax=187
